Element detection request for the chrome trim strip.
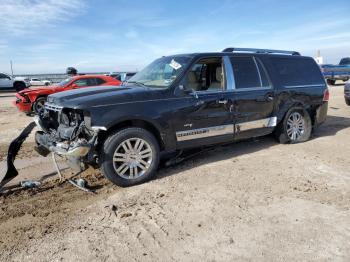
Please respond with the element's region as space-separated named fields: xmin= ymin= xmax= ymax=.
xmin=236 ymin=117 xmax=277 ymax=132
xmin=223 ymin=56 xmax=235 ymax=90
xmin=232 ymin=86 xmax=272 ymax=92
xmin=176 ymin=117 xmax=277 ymax=141
xmin=284 ymin=84 xmax=325 ymax=89
xmin=176 ymin=124 xmax=234 ymax=142
xmin=91 ymin=126 xmax=107 ymax=131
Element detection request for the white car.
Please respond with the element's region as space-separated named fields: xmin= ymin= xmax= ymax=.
xmin=30 ymin=78 xmax=51 ymax=86
xmin=0 ymin=73 xmax=30 ymax=91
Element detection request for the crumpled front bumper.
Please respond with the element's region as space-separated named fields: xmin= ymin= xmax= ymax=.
xmin=34 ymin=116 xmax=91 ymax=158
xmin=35 ymin=131 xmax=91 ymax=157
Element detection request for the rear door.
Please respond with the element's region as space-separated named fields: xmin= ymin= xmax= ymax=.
xmin=230 ymin=56 xmax=276 ymax=139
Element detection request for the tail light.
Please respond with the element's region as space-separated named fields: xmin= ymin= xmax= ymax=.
xmin=323 ymin=89 xmax=329 ymax=102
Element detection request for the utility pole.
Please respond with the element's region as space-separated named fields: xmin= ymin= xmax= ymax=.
xmin=10 ymin=60 xmax=14 ymax=77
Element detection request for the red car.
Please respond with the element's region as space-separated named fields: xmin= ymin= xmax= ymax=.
xmin=14 ymin=75 xmax=121 ymax=114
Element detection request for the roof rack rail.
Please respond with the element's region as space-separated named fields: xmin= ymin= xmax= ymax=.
xmin=222 ymin=47 xmax=300 ymax=56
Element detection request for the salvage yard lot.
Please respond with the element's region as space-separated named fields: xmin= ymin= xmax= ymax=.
xmin=0 ymin=86 xmax=349 ymax=261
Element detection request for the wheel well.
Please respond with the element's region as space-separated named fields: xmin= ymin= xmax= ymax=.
xmin=99 ymin=120 xmax=165 ymax=150
xmin=31 ymin=95 xmax=47 ymax=110
xmin=13 ymin=81 xmax=25 ymax=86
xmin=279 ymin=104 xmax=317 ymax=126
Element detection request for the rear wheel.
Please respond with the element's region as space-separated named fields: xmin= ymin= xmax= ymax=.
xmin=14 ymin=82 xmax=26 ymax=92
xmin=275 ymin=108 xmax=312 ymax=144
xmin=101 ymin=127 xmax=160 ymax=187
xmin=327 ymin=79 xmax=336 ymax=85
xmin=345 ymin=98 xmax=350 ymax=106
xmin=33 ymin=97 xmax=47 ymax=114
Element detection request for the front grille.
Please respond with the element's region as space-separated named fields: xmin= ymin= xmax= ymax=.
xmin=45 ymin=103 xmax=63 ymax=112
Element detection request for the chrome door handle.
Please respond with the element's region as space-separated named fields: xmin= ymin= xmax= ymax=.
xmin=218 ymin=99 xmax=228 ymax=104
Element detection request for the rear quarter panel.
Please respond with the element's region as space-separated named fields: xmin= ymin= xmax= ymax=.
xmin=259 ymin=55 xmax=327 ymax=124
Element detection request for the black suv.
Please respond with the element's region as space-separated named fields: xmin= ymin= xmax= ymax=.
xmin=35 ymin=48 xmax=329 ymax=187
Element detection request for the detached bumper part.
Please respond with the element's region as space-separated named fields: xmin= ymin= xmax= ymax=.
xmin=1 ymin=122 xmax=36 ymax=189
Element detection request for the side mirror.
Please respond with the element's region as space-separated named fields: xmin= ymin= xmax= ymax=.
xmin=71 ymin=83 xmax=79 ymax=88
xmin=178 ymin=85 xmax=198 ymax=98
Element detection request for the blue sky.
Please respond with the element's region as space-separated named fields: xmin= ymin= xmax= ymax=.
xmin=0 ymin=0 xmax=349 ymax=74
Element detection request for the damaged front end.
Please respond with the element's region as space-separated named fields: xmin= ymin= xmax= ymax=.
xmin=34 ymin=102 xmax=101 ymax=169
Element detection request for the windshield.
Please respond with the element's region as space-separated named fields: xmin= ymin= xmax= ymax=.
xmin=128 ymin=56 xmax=192 ymax=88
xmin=57 ymin=77 xmax=72 ymax=87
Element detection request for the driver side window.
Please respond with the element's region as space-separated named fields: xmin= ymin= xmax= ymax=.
xmin=186 ymin=57 xmax=225 ymax=92
xmin=73 ymin=78 xmax=90 ymax=87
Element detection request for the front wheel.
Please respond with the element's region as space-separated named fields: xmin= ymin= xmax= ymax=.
xmin=33 ymin=97 xmax=47 ymax=114
xmin=275 ymin=108 xmax=312 ymax=144
xmin=101 ymin=128 xmax=160 ymax=187
xmin=14 ymin=82 xmax=26 ymax=92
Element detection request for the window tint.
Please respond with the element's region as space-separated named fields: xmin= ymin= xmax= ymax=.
xmin=73 ymin=79 xmax=88 ymax=86
xmin=230 ymin=57 xmax=261 ymax=89
xmin=0 ymin=73 xmax=8 ymax=79
xmin=95 ymin=78 xmax=105 ymax=85
xmin=271 ymin=57 xmax=324 ymax=86
xmin=340 ymin=58 xmax=350 ymax=65
xmin=255 ymin=58 xmax=270 ymax=87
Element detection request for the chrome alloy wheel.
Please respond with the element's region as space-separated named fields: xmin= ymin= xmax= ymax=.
xmin=286 ymin=112 xmax=305 ymax=141
xmin=112 ymin=138 xmax=153 ymax=179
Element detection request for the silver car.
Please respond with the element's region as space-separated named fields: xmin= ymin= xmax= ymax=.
xmin=345 ymin=80 xmax=350 ymax=105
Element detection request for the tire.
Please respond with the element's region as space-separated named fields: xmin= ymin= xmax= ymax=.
xmin=33 ymin=97 xmax=47 ymax=114
xmin=101 ymin=127 xmax=160 ymax=187
xmin=14 ymin=82 xmax=26 ymax=92
xmin=274 ymin=108 xmax=312 ymax=144
xmin=345 ymin=98 xmax=350 ymax=106
xmin=327 ymin=79 xmax=336 ymax=85
xmin=45 ymin=82 xmax=50 ymax=86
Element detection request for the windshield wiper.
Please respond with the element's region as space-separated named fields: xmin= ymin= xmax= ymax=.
xmin=126 ymin=81 xmax=148 ymax=87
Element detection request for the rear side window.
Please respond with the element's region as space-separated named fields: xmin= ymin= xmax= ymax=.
xmin=271 ymin=57 xmax=324 ymax=86
xmin=74 ymin=78 xmax=96 ymax=86
xmin=95 ymin=78 xmax=106 ymax=85
xmin=230 ymin=57 xmax=270 ymax=89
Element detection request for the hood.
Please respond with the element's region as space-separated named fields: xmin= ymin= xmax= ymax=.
xmin=20 ymin=85 xmax=58 ymax=94
xmin=47 ymin=85 xmax=165 ymax=109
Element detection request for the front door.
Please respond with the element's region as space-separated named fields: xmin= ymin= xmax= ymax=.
xmin=173 ymin=56 xmax=235 ymax=148
xmin=229 ymin=56 xmax=275 ymax=140
xmin=0 ymin=73 xmax=12 ymax=88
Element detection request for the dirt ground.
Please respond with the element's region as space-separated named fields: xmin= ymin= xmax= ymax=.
xmin=0 ymin=85 xmax=349 ymax=261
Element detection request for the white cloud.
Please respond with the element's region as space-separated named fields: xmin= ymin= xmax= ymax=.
xmin=0 ymin=0 xmax=85 ymax=34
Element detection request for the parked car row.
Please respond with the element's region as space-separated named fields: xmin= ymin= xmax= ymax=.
xmin=0 ymin=73 xmax=30 ymax=91
xmin=31 ymin=47 xmax=329 ymax=187
xmin=14 ymin=74 xmax=121 ymax=114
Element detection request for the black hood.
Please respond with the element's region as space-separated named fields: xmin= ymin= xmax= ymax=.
xmin=47 ymin=85 xmax=165 ymax=109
